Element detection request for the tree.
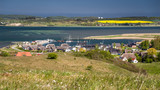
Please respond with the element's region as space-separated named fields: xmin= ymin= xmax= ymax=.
xmin=121 ymin=43 xmax=124 ymax=49
xmin=140 ymin=40 xmax=149 ymax=50
xmin=150 ymin=40 xmax=154 ymax=48
xmin=147 ymin=48 xmax=157 ymax=56
xmin=145 ymin=58 xmax=153 ymax=63
xmin=153 ymin=36 xmax=160 ymax=50
xmin=157 ymin=53 xmax=160 ymax=61
xmin=128 ymin=58 xmax=132 ymax=63
xmin=135 ymin=53 xmax=142 ymax=62
xmin=113 ymin=43 xmax=116 ymax=48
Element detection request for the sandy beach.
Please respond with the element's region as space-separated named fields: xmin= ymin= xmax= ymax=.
xmin=84 ymin=33 xmax=160 ymax=40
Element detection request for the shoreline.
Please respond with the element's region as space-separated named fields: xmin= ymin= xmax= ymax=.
xmin=84 ymin=33 xmax=160 ymax=40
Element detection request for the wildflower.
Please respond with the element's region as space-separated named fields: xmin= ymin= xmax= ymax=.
xmin=47 ymin=84 xmax=50 ymax=87
xmin=53 ymin=80 xmax=56 ymax=83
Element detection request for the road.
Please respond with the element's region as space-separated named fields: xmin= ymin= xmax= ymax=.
xmin=11 ymin=45 xmax=23 ymax=52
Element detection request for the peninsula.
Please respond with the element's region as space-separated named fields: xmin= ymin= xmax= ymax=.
xmin=84 ymin=33 xmax=160 ymax=40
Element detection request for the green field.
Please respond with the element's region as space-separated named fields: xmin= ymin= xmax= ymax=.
xmin=0 ymin=52 xmax=160 ymax=90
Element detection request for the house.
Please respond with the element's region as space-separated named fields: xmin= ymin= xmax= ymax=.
xmin=132 ymin=58 xmax=138 ymax=63
xmin=106 ymin=48 xmax=121 ymax=55
xmin=120 ymin=53 xmax=137 ymax=62
xmin=29 ymin=45 xmax=38 ymax=51
xmin=83 ymin=45 xmax=96 ymax=50
xmin=125 ymin=49 xmax=132 ymax=53
xmin=16 ymin=52 xmax=32 ymax=56
xmin=22 ymin=42 xmax=31 ymax=45
xmin=112 ymin=43 xmax=121 ymax=49
xmin=128 ymin=42 xmax=136 ymax=47
xmin=37 ymin=45 xmax=46 ymax=51
xmin=22 ymin=45 xmax=30 ymax=50
xmin=46 ymin=44 xmax=56 ymax=52
xmin=61 ymin=43 xmax=70 ymax=49
xmin=72 ymin=45 xmax=82 ymax=52
xmin=56 ymin=46 xmax=71 ymax=52
xmin=132 ymin=45 xmax=137 ymax=48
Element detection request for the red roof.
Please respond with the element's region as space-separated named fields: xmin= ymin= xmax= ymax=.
xmin=16 ymin=52 xmax=32 ymax=56
xmin=132 ymin=58 xmax=136 ymax=60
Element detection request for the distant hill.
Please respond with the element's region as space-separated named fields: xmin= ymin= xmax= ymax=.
xmin=106 ymin=16 xmax=160 ymax=20
xmin=0 ymin=14 xmax=42 ymax=19
xmin=0 ymin=14 xmax=159 ymax=20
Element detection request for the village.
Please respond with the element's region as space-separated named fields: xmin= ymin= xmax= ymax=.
xmin=10 ymin=38 xmax=149 ymax=64
xmin=0 ymin=34 xmax=159 ymax=64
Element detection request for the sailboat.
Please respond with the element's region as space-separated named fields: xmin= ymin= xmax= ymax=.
xmin=66 ymin=35 xmax=73 ymax=43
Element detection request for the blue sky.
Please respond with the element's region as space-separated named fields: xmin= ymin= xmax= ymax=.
xmin=0 ymin=0 xmax=160 ymax=17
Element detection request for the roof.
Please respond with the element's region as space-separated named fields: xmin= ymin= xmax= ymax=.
xmin=132 ymin=58 xmax=136 ymax=60
xmin=46 ymin=44 xmax=55 ymax=47
xmin=61 ymin=43 xmax=69 ymax=48
xmin=107 ymin=48 xmax=121 ymax=53
xmin=16 ymin=52 xmax=32 ymax=56
xmin=121 ymin=53 xmax=136 ymax=59
xmin=56 ymin=46 xmax=66 ymax=50
xmin=112 ymin=43 xmax=121 ymax=47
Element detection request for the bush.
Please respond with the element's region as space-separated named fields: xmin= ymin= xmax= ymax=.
xmin=86 ymin=65 xmax=92 ymax=70
xmin=135 ymin=53 xmax=142 ymax=62
xmin=145 ymin=58 xmax=153 ymax=63
xmin=73 ymin=51 xmax=85 ymax=57
xmin=0 ymin=51 xmax=10 ymax=57
xmin=47 ymin=53 xmax=58 ymax=59
xmin=85 ymin=49 xmax=113 ymax=60
xmin=128 ymin=58 xmax=132 ymax=63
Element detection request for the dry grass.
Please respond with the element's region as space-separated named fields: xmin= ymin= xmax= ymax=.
xmin=0 ymin=52 xmax=112 ymax=73
xmin=0 ymin=52 xmax=160 ymax=89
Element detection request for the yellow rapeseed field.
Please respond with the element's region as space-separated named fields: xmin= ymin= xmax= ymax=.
xmin=97 ymin=20 xmax=154 ymax=24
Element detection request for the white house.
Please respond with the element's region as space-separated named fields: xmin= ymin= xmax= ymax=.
xmin=132 ymin=58 xmax=138 ymax=63
xmin=120 ymin=53 xmax=138 ymax=63
xmin=122 ymin=57 xmax=128 ymax=61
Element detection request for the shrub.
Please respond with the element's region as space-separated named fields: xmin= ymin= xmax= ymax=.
xmin=135 ymin=53 xmax=142 ymax=62
xmin=128 ymin=58 xmax=132 ymax=63
xmin=85 ymin=49 xmax=113 ymax=60
xmin=145 ymin=58 xmax=153 ymax=63
xmin=73 ymin=51 xmax=85 ymax=57
xmin=86 ymin=65 xmax=92 ymax=70
xmin=0 ymin=51 xmax=10 ymax=57
xmin=47 ymin=53 xmax=58 ymax=59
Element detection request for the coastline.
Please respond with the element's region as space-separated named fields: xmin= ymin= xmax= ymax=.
xmin=0 ymin=41 xmax=13 ymax=48
xmin=1 ymin=25 xmax=160 ymax=28
xmin=84 ymin=33 xmax=160 ymax=40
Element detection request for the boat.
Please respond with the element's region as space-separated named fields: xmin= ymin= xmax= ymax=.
xmin=47 ymin=39 xmax=56 ymax=42
xmin=66 ymin=35 xmax=73 ymax=43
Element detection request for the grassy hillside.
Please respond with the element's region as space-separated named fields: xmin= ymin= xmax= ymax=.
xmin=0 ymin=52 xmax=160 ymax=89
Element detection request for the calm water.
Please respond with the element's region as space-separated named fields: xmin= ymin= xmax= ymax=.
xmin=0 ymin=26 xmax=160 ymax=47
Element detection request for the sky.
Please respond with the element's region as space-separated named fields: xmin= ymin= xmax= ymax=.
xmin=0 ymin=0 xmax=160 ymax=17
